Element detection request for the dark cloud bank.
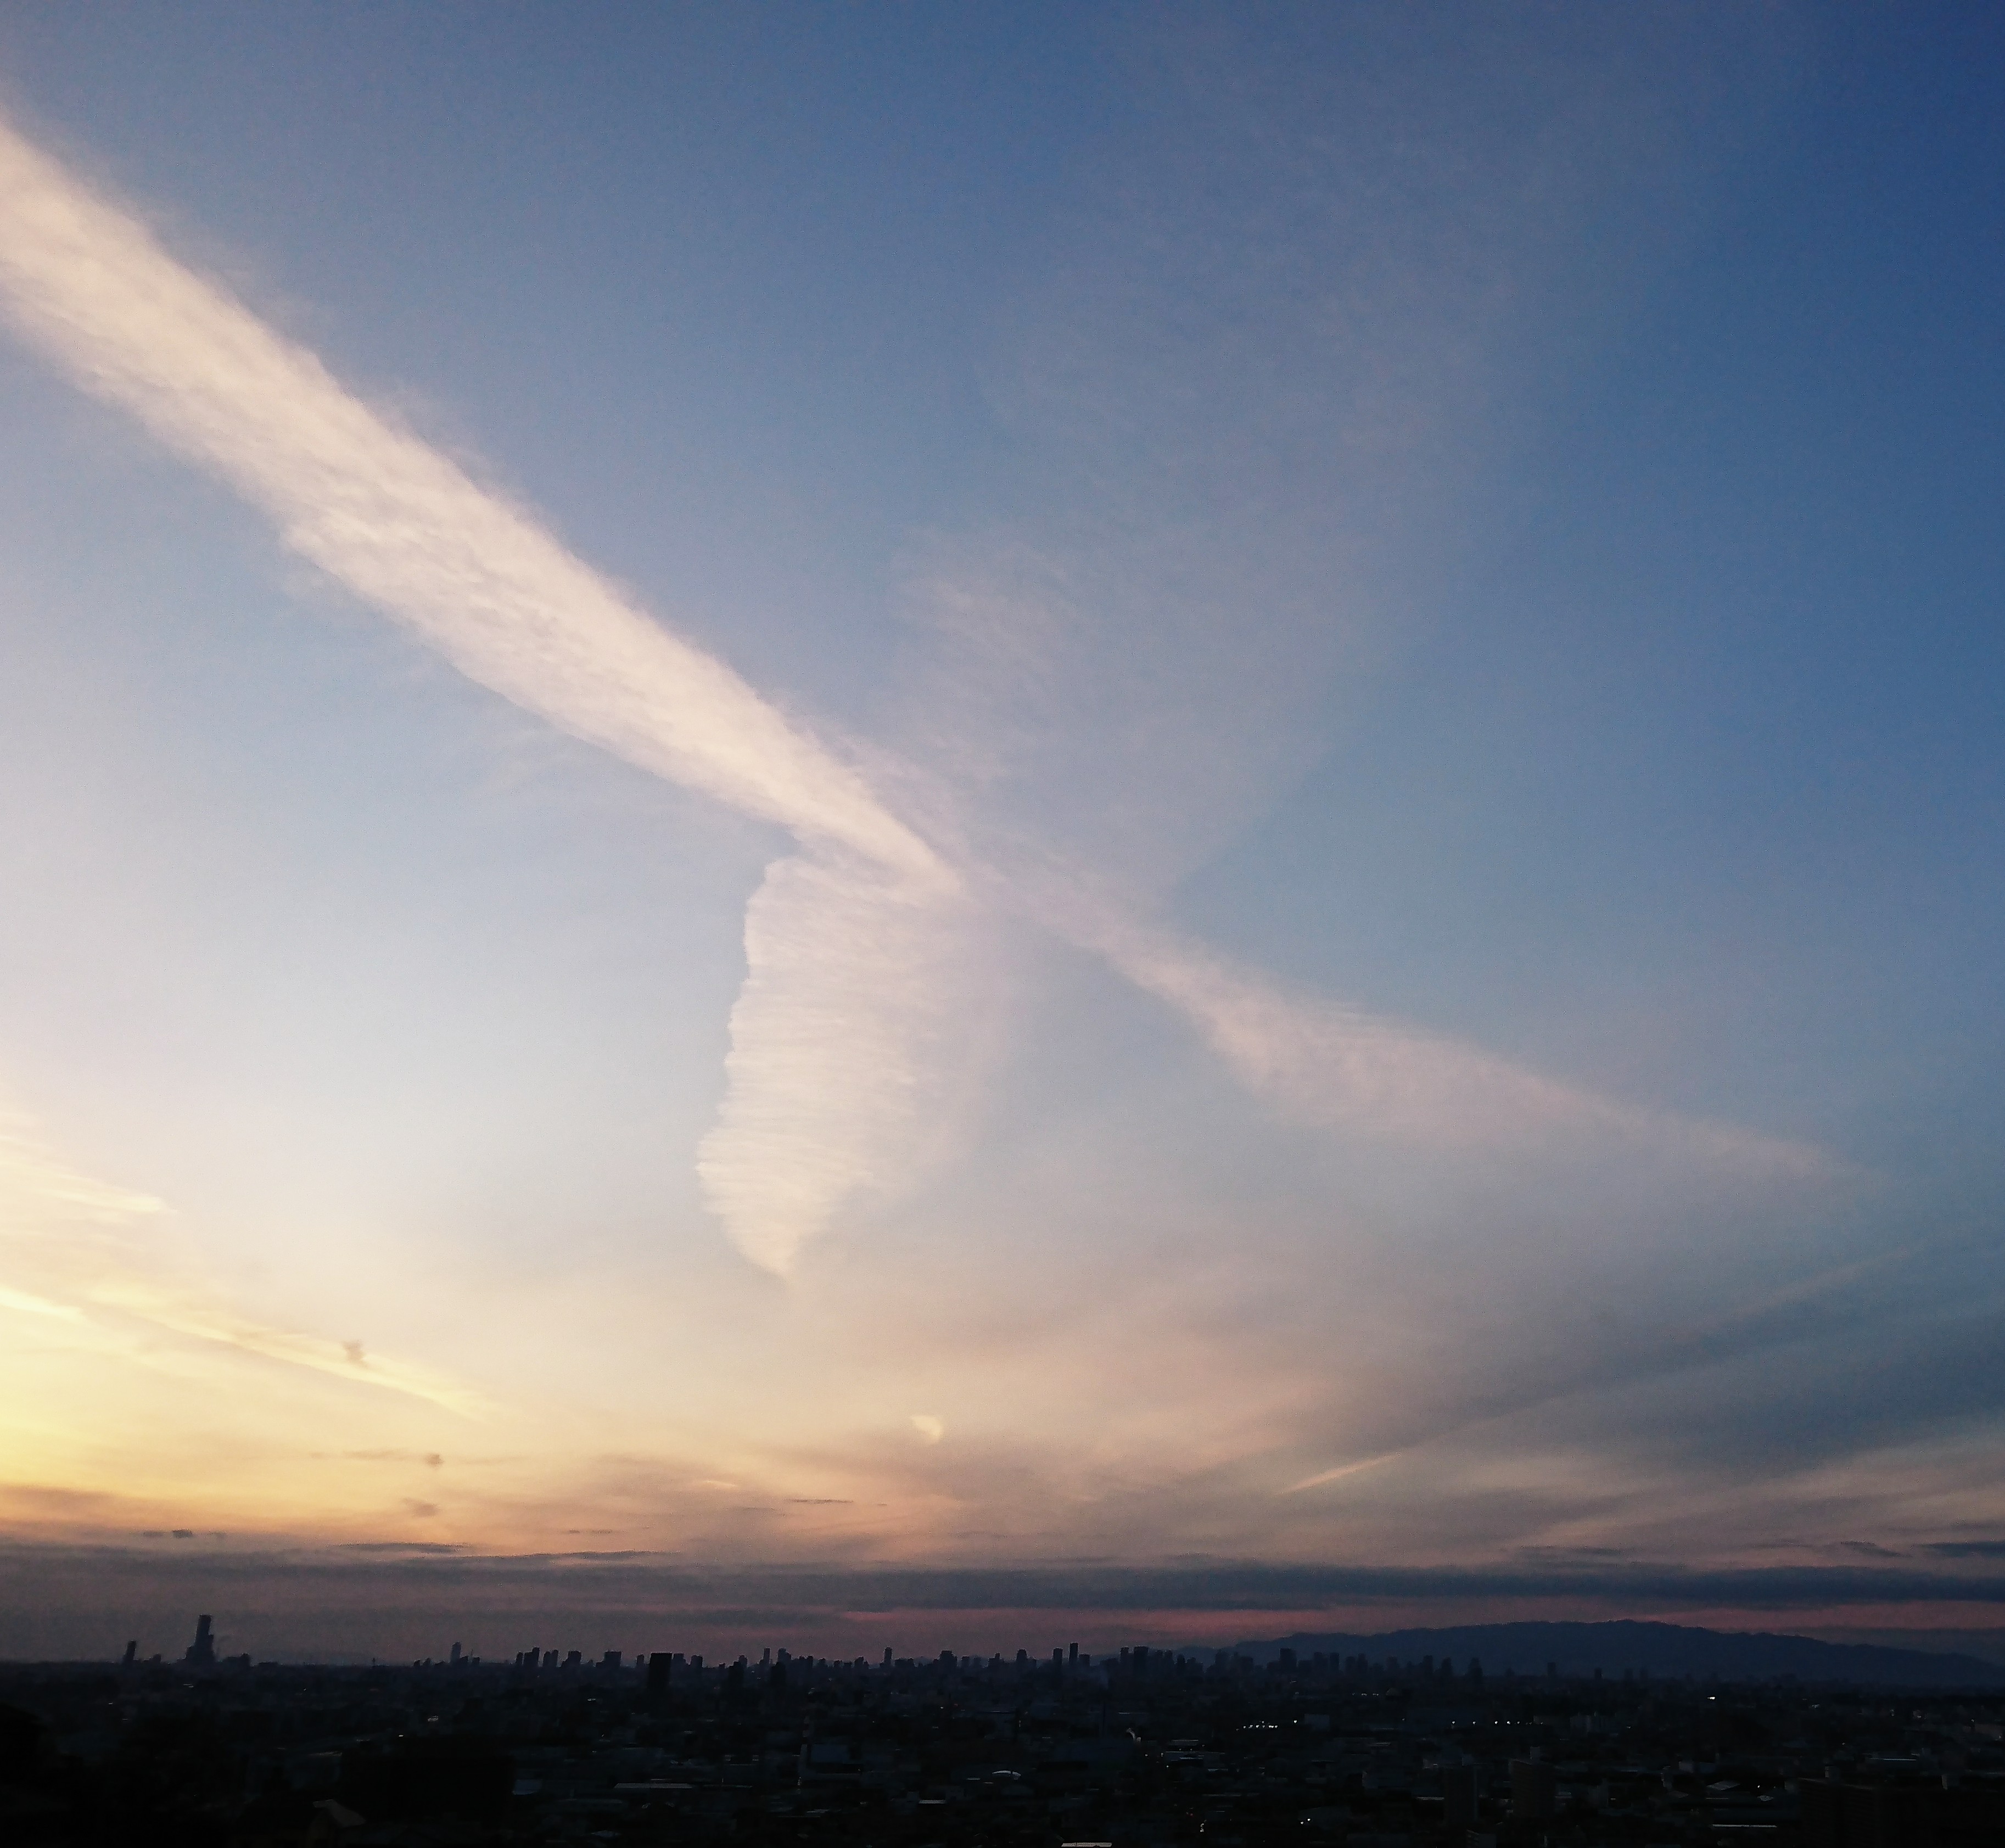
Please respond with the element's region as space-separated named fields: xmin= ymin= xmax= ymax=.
xmin=7 ymin=1541 xmax=2005 ymax=1664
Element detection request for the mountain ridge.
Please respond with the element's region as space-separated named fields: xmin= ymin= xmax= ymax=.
xmin=1203 ymin=1619 xmax=2004 ymax=1687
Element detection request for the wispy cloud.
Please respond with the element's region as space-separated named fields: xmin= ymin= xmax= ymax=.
xmin=1282 ymin=1455 xmax=1398 ymax=1497
xmin=0 ymin=1110 xmax=484 ymax=1415
xmin=0 ymin=1108 xmax=164 ymax=1223
xmin=0 ymin=105 xmax=972 ymax=1269
xmin=0 ymin=98 xmax=1838 ymax=1280
xmin=697 ymin=855 xmax=978 ymax=1273
xmin=85 ymin=1280 xmax=485 ymax=1418
xmin=1098 ymin=922 xmax=1834 ymax=1177
xmin=0 ymin=115 xmax=942 ymax=892
xmin=0 ymin=1283 xmax=82 ymax=1322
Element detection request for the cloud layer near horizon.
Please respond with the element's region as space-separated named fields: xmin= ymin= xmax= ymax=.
xmin=5 ymin=1535 xmax=2005 ymax=1666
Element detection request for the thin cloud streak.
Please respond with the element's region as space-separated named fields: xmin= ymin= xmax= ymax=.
xmin=1061 ymin=904 xmax=1836 ymax=1179
xmin=0 ymin=1284 xmax=82 ymax=1322
xmin=0 ymin=112 xmax=942 ymax=891
xmin=0 ymin=1111 xmax=485 ymax=1417
xmin=84 ymin=1280 xmax=488 ymax=1419
xmin=0 ymin=1108 xmax=165 ymax=1223
xmin=1283 ymin=1455 xmax=1398 ymax=1496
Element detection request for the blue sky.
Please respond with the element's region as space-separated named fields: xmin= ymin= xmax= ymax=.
xmin=1 ymin=4 xmax=2003 ymax=1661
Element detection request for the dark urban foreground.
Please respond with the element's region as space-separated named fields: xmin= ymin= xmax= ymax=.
xmin=3 ymin=1626 xmax=2003 ymax=1847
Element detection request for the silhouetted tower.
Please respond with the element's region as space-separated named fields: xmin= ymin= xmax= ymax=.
xmin=1512 ymin=1759 xmax=1558 ymax=1820
xmin=185 ymin=1615 xmax=216 ymax=1667
xmin=1443 ymin=1763 xmax=1479 ymax=1834
xmin=120 ymin=1640 xmax=137 ymax=1668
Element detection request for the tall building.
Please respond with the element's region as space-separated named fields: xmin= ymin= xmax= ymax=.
xmin=1442 ymin=1763 xmax=1479 ymax=1833
xmin=1511 ymin=1759 xmax=1557 ymax=1820
xmin=184 ymin=1615 xmax=216 ymax=1667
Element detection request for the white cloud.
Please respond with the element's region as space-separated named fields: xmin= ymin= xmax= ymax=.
xmin=0 ymin=102 xmax=1838 ymax=1284
xmin=696 ymin=854 xmax=979 ymax=1273
xmin=1098 ymin=922 xmax=1835 ymax=1177
xmin=0 ymin=105 xmax=965 ymax=1272
xmin=0 ymin=113 xmax=943 ymax=893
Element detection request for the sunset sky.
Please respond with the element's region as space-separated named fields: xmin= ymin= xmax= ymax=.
xmin=3 ymin=5 xmax=2004 ymax=1664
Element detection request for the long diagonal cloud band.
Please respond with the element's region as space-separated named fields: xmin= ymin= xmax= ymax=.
xmin=0 ymin=111 xmax=1834 ymax=1275
xmin=0 ymin=111 xmax=960 ymax=1272
xmin=0 ymin=117 xmax=942 ymax=889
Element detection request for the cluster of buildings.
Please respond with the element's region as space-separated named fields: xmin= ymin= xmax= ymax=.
xmin=1 ymin=1619 xmax=2002 ymax=1844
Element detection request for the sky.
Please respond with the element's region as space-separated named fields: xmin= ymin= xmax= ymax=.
xmin=1 ymin=3 xmax=2003 ymax=1665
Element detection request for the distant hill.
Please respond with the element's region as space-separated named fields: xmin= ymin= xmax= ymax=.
xmin=1208 ymin=1620 xmax=2003 ymax=1687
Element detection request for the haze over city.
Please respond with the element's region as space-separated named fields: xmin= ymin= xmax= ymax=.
xmin=2 ymin=5 xmax=2003 ymax=1671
